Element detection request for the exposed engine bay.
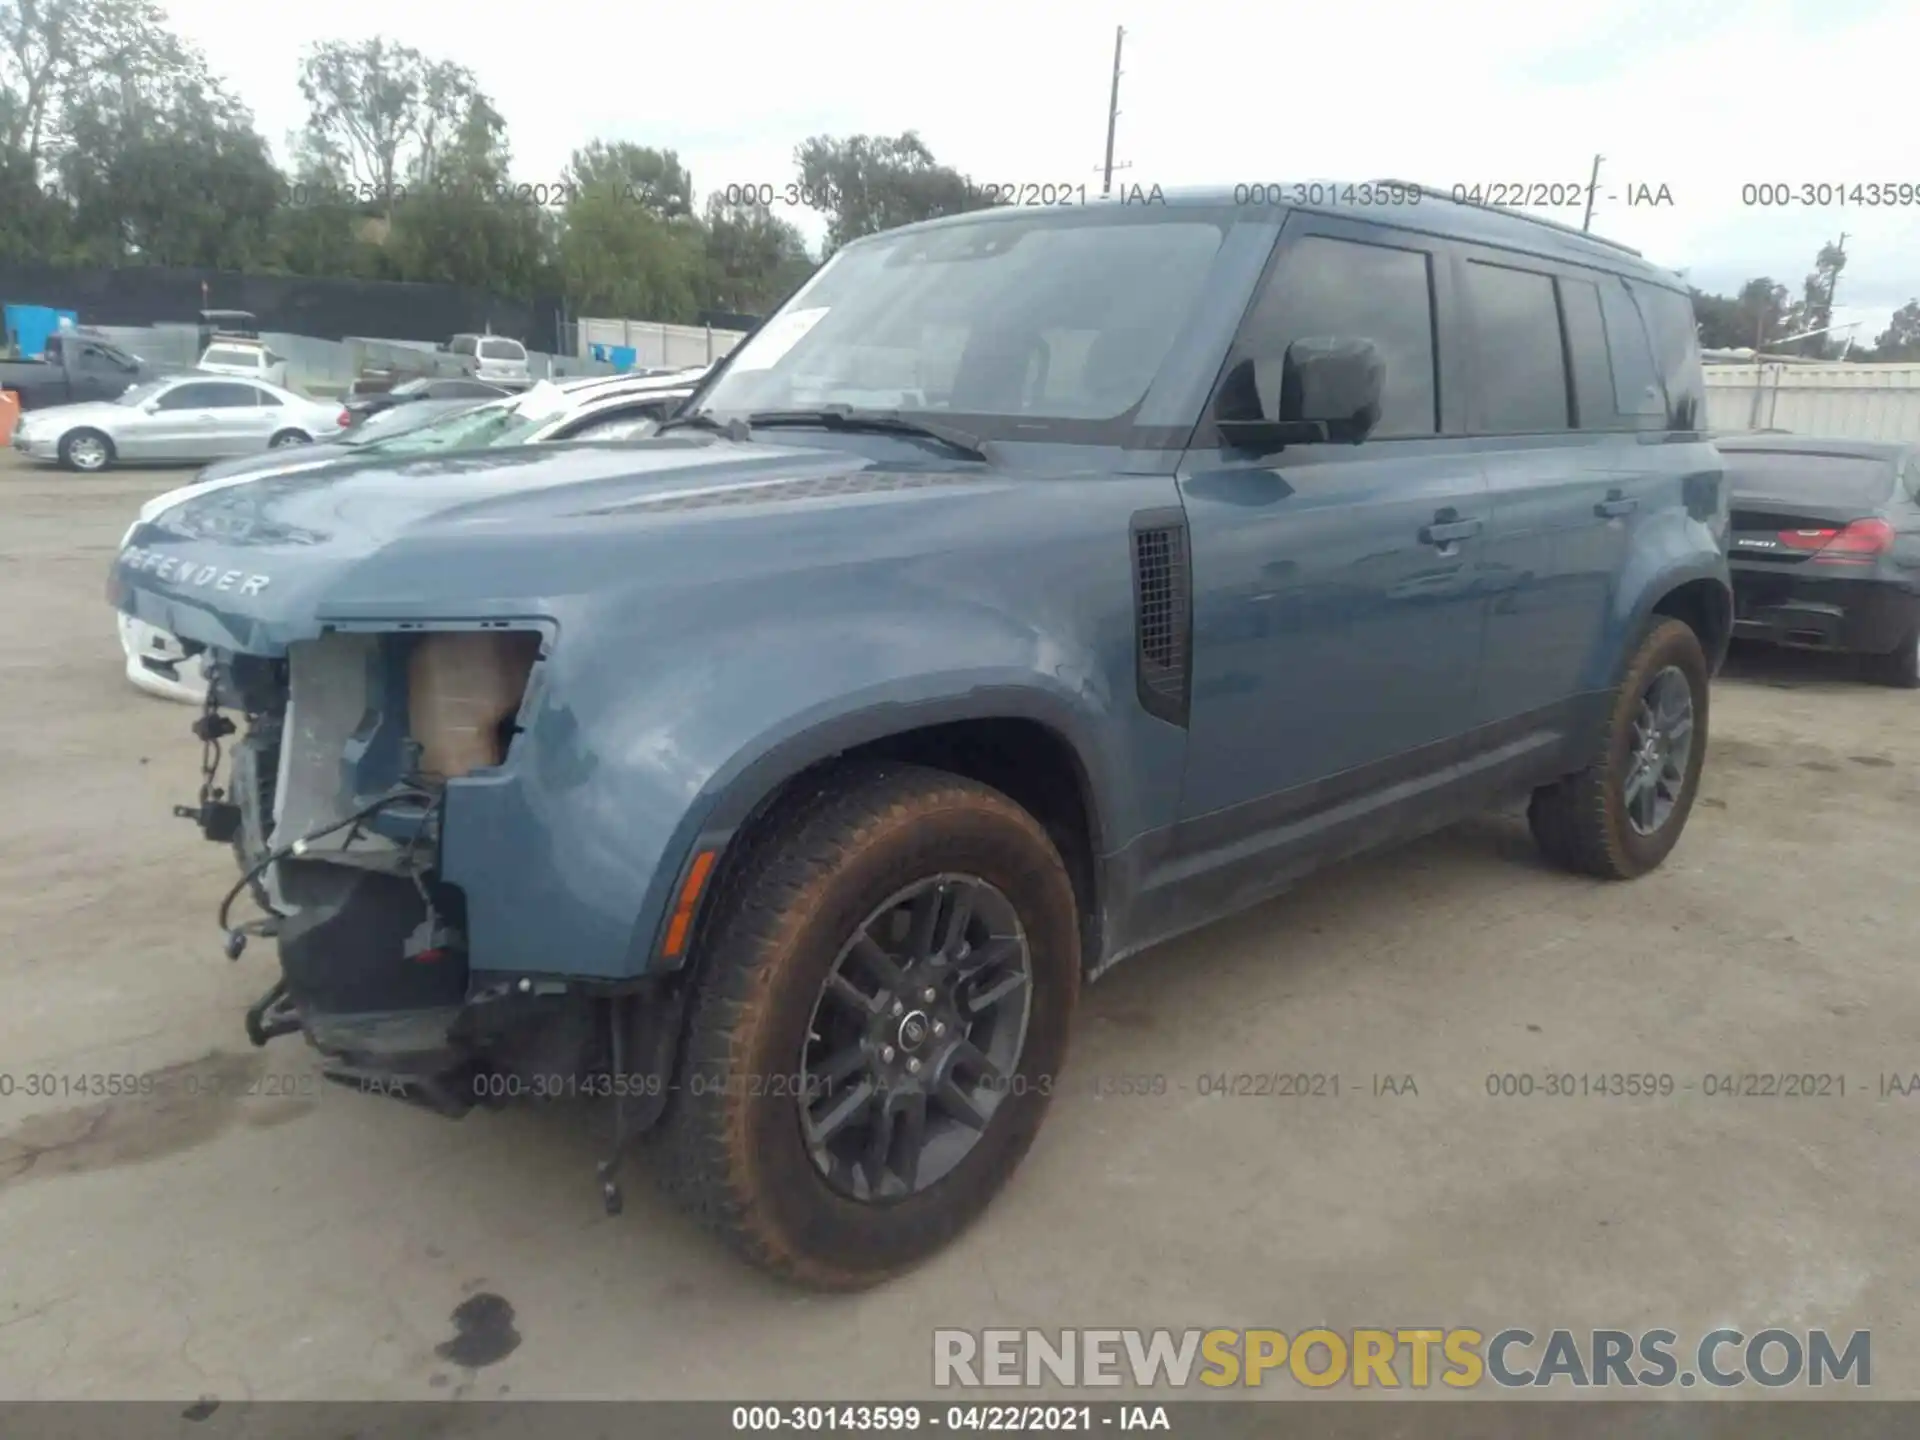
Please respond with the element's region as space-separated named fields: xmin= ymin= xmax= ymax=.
xmin=179 ymin=628 xmax=685 ymax=1212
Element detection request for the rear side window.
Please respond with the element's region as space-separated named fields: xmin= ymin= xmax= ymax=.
xmin=450 ymin=336 xmax=479 ymax=357
xmin=1627 ymin=281 xmax=1705 ymax=431
xmin=1464 ymin=261 xmax=1570 ymax=433
xmin=250 ymin=387 xmax=282 ymax=407
xmin=1229 ymin=233 xmax=1439 ymax=438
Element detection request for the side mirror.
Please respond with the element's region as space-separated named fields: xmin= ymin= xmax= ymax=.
xmin=1218 ymin=337 xmax=1386 ymax=452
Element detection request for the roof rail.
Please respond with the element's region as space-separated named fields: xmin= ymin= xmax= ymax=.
xmin=1367 ymin=180 xmax=1644 ymax=258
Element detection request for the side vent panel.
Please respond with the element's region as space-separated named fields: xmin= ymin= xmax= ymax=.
xmin=1131 ymin=507 xmax=1192 ymax=726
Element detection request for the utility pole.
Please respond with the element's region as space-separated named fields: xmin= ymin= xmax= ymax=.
xmin=1580 ymin=153 xmax=1603 ymax=232
xmin=1101 ymin=26 xmax=1125 ymax=198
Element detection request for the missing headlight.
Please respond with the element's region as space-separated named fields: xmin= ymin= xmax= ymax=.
xmin=407 ymin=631 xmax=542 ymax=780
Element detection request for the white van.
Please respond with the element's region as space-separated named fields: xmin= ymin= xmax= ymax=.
xmin=198 ymin=338 xmax=289 ymax=387
xmin=448 ymin=333 xmax=531 ymax=385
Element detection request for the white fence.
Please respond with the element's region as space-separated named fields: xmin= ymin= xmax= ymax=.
xmin=1705 ymin=363 xmax=1920 ymax=441
xmin=576 ymin=318 xmax=747 ymax=370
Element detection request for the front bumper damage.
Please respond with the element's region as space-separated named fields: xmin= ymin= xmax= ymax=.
xmin=186 ymin=628 xmax=689 ymax=1210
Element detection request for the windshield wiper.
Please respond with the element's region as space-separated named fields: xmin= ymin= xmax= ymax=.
xmin=744 ymin=407 xmax=997 ymax=463
xmin=655 ymin=409 xmax=750 ymax=441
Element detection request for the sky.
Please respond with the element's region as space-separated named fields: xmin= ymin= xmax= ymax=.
xmin=159 ymin=0 xmax=1920 ymax=344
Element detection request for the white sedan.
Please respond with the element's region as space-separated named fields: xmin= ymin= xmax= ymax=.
xmin=11 ymin=374 xmax=340 ymax=472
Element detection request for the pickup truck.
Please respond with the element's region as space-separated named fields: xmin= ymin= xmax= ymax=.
xmin=1 ymin=332 xmax=154 ymax=410
xmin=110 ymin=184 xmax=1730 ymax=1289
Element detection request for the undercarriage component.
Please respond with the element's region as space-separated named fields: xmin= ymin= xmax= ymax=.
xmin=244 ymin=978 xmax=300 ymax=1046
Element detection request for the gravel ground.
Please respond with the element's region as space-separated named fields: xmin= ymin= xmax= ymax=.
xmin=1 ymin=450 xmax=1915 ymax=1403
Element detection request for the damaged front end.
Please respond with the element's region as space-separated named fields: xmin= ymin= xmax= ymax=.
xmin=185 ymin=626 xmax=684 ymax=1207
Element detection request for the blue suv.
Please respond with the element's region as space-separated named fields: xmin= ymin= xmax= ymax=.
xmin=112 ymin=183 xmax=1729 ymax=1288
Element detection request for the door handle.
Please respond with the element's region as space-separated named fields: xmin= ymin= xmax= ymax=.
xmin=1595 ymin=490 xmax=1638 ymax=518
xmin=1419 ymin=516 xmax=1483 ymax=546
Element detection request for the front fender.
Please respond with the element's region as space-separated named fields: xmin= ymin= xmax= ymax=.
xmin=438 ymin=580 xmax=1156 ymax=985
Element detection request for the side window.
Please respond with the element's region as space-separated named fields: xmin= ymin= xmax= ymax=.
xmin=1597 ymin=282 xmax=1665 ymax=418
xmin=76 ymin=344 xmax=110 ymax=369
xmin=198 ymin=383 xmax=258 ymax=409
xmin=1626 ymin=280 xmax=1705 ymax=432
xmin=1557 ymin=278 xmax=1620 ymax=429
xmin=250 ymin=387 xmax=283 ymax=407
xmin=156 ymin=383 xmax=222 ymax=410
xmin=450 ymin=337 xmax=478 ymax=358
xmin=1902 ymin=457 xmax=1920 ymax=505
xmin=1226 ymin=232 xmax=1439 ymax=438
xmin=1464 ymin=260 xmax=1570 ymax=434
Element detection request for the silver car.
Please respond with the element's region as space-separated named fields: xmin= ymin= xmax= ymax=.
xmin=10 ymin=374 xmax=341 ymax=472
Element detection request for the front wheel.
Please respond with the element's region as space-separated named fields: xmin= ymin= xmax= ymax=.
xmin=656 ymin=762 xmax=1080 ymax=1288
xmin=1529 ymin=617 xmax=1709 ymax=879
xmin=59 ymin=428 xmax=114 ymax=472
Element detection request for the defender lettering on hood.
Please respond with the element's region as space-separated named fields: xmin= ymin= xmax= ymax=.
xmin=121 ymin=545 xmax=271 ymax=595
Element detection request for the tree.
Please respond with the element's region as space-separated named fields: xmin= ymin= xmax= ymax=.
xmin=1865 ymin=301 xmax=1920 ymax=363
xmin=296 ymin=38 xmax=484 ymax=221
xmin=701 ymin=194 xmax=813 ymax=315
xmin=792 ymin=131 xmax=979 ymax=253
xmin=1692 ymin=277 xmax=1798 ymax=353
xmin=57 ymin=74 xmax=282 ymax=267
xmin=565 ymin=140 xmax=693 ymax=220
xmin=1776 ymin=239 xmax=1847 ymax=357
xmin=383 ymin=93 xmax=554 ymax=298
xmin=558 ymin=183 xmax=707 ymax=323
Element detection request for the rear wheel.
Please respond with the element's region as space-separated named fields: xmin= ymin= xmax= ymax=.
xmin=1529 ymin=617 xmax=1709 ymax=879
xmin=1868 ymin=622 xmax=1920 ymax=689
xmin=655 ymin=762 xmax=1079 ymax=1288
xmin=269 ymin=429 xmax=311 ymax=448
xmin=59 ymin=428 xmax=113 ymax=472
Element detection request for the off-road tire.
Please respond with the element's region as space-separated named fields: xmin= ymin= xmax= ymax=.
xmin=653 ymin=761 xmax=1080 ymax=1289
xmin=58 ymin=428 xmax=114 ymax=472
xmin=1868 ymin=622 xmax=1920 ymax=689
xmin=1528 ymin=617 xmax=1709 ymax=879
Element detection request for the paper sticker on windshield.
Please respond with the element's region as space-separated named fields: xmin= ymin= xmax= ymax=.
xmin=728 ymin=307 xmax=829 ymax=373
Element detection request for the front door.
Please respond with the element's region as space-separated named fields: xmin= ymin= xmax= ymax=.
xmin=1171 ymin=215 xmax=1490 ymax=905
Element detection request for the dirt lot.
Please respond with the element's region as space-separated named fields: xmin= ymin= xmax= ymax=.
xmin=1 ymin=449 xmax=1916 ymax=1403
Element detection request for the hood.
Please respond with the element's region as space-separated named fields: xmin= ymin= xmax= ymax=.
xmin=20 ymin=398 xmax=135 ymax=427
xmin=190 ymin=442 xmax=362 ymax=486
xmin=110 ymin=436 xmax=1017 ymax=656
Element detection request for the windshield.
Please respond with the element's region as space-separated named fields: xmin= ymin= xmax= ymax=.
xmin=697 ymin=210 xmax=1227 ymax=437
xmin=1724 ymin=451 xmax=1895 ymax=509
xmin=357 ymin=396 xmax=552 ymax=456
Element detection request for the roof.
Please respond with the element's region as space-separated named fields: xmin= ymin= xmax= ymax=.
xmin=872 ymin=180 xmax=1677 ymax=286
xmin=1714 ymin=434 xmax=1909 ymax=460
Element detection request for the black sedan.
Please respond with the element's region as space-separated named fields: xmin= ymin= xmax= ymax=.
xmin=340 ymin=375 xmax=508 ymax=425
xmin=1720 ymin=434 xmax=1920 ymax=687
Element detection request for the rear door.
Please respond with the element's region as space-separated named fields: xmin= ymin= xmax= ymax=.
xmin=1462 ymin=252 xmax=1668 ymax=729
